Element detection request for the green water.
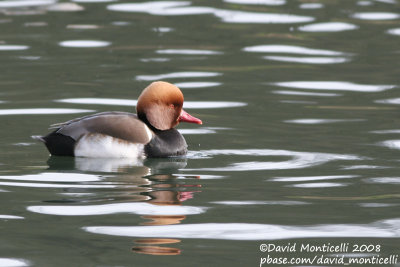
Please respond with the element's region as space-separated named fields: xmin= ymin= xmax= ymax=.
xmin=0 ymin=0 xmax=399 ymax=266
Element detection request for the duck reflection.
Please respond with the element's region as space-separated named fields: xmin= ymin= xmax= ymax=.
xmin=46 ymin=156 xmax=201 ymax=256
xmin=132 ymin=171 xmax=201 ymax=255
xmin=46 ymin=156 xmax=187 ymax=173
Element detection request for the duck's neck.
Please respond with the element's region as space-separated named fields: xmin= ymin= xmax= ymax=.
xmin=138 ymin=112 xmax=160 ymax=132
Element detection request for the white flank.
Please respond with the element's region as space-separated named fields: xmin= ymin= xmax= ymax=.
xmin=75 ymin=134 xmax=145 ymax=158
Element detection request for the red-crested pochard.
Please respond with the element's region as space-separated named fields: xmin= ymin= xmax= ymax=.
xmin=33 ymin=81 xmax=202 ymax=158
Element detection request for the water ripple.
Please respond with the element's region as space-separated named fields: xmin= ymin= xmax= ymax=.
xmin=59 ymin=40 xmax=111 ymax=48
xmin=108 ymin=1 xmax=314 ymax=24
xmin=271 ymin=175 xmax=357 ymax=182
xmin=0 ymin=108 xmax=94 ymax=115
xmin=0 ymin=181 xmax=115 ymax=188
xmin=185 ymin=149 xmax=360 ymax=171
xmin=0 ymin=258 xmax=29 ymax=267
xmin=298 ymin=22 xmax=358 ymax=32
xmin=0 ymin=0 xmax=55 ymax=8
xmin=376 ymin=98 xmax=400 ymax=104
xmin=290 ymin=182 xmax=348 ymax=188
xmin=83 ymin=218 xmax=400 ymax=240
xmin=73 ymin=0 xmax=117 ymax=2
xmin=0 ymin=172 xmax=102 ymax=182
xmin=380 ymin=140 xmax=400 ymax=150
xmin=0 ymin=45 xmax=29 ymax=51
xmin=352 ymin=12 xmax=400 ymax=20
xmin=263 ymin=56 xmax=349 ymax=64
xmin=156 ymin=49 xmax=222 ymax=55
xmin=299 ymin=3 xmax=324 ymax=9
xmin=56 ymin=98 xmax=246 ymax=109
xmin=211 ymin=200 xmax=308 ymax=205
xmin=243 ymin=45 xmax=345 ymax=56
xmin=136 ymin=71 xmax=221 ymax=81
xmin=272 ymin=81 xmax=395 ymax=92
xmin=284 ymin=119 xmax=364 ymax=124
xmin=364 ymin=177 xmax=400 ymax=185
xmin=223 ymin=0 xmax=286 ymax=5
xmin=387 ymin=28 xmax=400 ymax=36
xmin=174 ymin=82 xmax=221 ymax=88
xmin=28 ymin=202 xmax=207 ymax=216
xmin=273 ymin=90 xmax=341 ymax=97
xmin=0 ymin=215 xmax=24 ymax=220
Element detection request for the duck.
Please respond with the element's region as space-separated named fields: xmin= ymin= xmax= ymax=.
xmin=33 ymin=81 xmax=202 ymax=158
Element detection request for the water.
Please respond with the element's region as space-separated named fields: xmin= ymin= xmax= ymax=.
xmin=0 ymin=0 xmax=399 ymax=266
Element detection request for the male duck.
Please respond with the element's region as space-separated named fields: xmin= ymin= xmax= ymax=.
xmin=34 ymin=81 xmax=202 ymax=158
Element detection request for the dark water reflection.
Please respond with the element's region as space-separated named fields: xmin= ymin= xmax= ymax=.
xmin=0 ymin=0 xmax=400 ymax=266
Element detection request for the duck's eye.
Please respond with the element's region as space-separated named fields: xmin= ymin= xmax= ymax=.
xmin=168 ymin=104 xmax=175 ymax=109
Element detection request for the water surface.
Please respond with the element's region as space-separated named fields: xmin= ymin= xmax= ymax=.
xmin=0 ymin=0 xmax=399 ymax=266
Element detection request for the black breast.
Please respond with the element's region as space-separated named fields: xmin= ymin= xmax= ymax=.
xmin=144 ymin=129 xmax=188 ymax=157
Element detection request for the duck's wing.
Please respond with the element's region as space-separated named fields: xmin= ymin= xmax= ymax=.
xmin=55 ymin=112 xmax=154 ymax=144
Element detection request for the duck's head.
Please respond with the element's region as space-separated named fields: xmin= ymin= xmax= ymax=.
xmin=136 ymin=81 xmax=202 ymax=131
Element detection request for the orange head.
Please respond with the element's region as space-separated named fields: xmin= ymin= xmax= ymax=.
xmin=136 ymin=81 xmax=202 ymax=130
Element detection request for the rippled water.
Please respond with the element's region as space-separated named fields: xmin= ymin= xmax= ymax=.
xmin=0 ymin=0 xmax=399 ymax=266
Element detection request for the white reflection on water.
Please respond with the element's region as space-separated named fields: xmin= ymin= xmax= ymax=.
xmin=272 ymin=81 xmax=395 ymax=92
xmin=271 ymin=175 xmax=357 ymax=182
xmin=73 ymin=0 xmax=116 ymax=2
xmin=285 ymin=119 xmax=364 ymax=124
xmin=185 ymin=149 xmax=360 ymax=171
xmin=107 ymin=1 xmax=314 ymax=24
xmin=0 ymin=172 xmax=102 ymax=182
xmin=152 ymin=27 xmax=173 ymax=33
xmin=342 ymin=165 xmax=389 ymax=170
xmin=298 ymin=22 xmax=358 ymax=32
xmin=365 ymin=177 xmax=400 ymax=184
xmin=83 ymin=218 xmax=400 ymax=240
xmin=140 ymin=57 xmax=170 ymax=62
xmin=156 ymin=49 xmax=222 ymax=55
xmin=360 ymin=203 xmax=399 ymax=208
xmin=357 ymin=0 xmax=373 ymax=5
xmin=46 ymin=3 xmax=84 ymax=12
xmin=211 ymin=200 xmax=307 ymax=205
xmin=380 ymin=140 xmax=400 ymax=150
xmin=290 ymin=182 xmax=348 ymax=188
xmin=179 ymin=128 xmax=217 ymax=135
xmin=0 ymin=0 xmax=54 ymax=8
xmin=273 ymin=90 xmax=341 ymax=97
xmin=66 ymin=24 xmax=100 ymax=30
xmin=59 ymin=40 xmax=111 ymax=48
xmin=0 ymin=45 xmax=29 ymax=51
xmin=0 ymin=258 xmax=29 ymax=267
xmin=174 ymin=82 xmax=221 ymax=88
xmin=0 ymin=108 xmax=94 ymax=115
xmin=0 ymin=181 xmax=115 ymax=188
xmin=299 ymin=3 xmax=324 ymax=9
xmin=352 ymin=12 xmax=400 ymax=20
xmin=28 ymin=202 xmax=207 ymax=216
xmin=57 ymin=98 xmax=137 ymax=106
xmin=0 ymin=215 xmax=24 ymax=220
xmin=376 ymin=98 xmax=400 ymax=104
xmin=243 ymin=45 xmax=345 ymax=55
xmin=223 ymin=0 xmax=285 ymax=5
xmin=184 ymin=101 xmax=246 ymax=108
xmin=387 ymin=28 xmax=400 ymax=36
xmin=371 ymin=129 xmax=400 ymax=134
xmin=263 ymin=56 xmax=349 ymax=64
xmin=56 ymin=98 xmax=246 ymax=109
xmin=136 ymin=71 xmax=221 ymax=80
